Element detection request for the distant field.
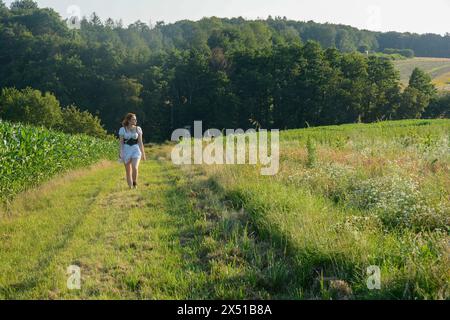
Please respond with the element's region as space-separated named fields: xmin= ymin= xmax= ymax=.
xmin=393 ymin=57 xmax=450 ymax=92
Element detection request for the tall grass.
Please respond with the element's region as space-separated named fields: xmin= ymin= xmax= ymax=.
xmin=194 ymin=119 xmax=450 ymax=299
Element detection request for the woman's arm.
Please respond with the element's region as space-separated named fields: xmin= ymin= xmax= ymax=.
xmin=138 ymin=127 xmax=146 ymax=161
xmin=119 ymin=137 xmax=124 ymax=159
xmin=119 ymin=128 xmax=124 ymax=159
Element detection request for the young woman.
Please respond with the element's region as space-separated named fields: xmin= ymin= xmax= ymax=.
xmin=119 ymin=113 xmax=146 ymax=189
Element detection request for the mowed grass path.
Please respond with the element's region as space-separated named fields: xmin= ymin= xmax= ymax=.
xmin=0 ymin=158 xmax=206 ymax=299
xmin=0 ymin=151 xmax=294 ymax=300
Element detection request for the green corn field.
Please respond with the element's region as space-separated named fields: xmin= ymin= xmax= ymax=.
xmin=0 ymin=120 xmax=117 ymax=204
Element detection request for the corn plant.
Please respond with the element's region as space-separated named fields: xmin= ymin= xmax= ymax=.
xmin=0 ymin=120 xmax=117 ymax=203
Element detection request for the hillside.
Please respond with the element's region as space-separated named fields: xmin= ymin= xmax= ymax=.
xmin=394 ymin=57 xmax=450 ymax=91
xmin=1 ymin=2 xmax=448 ymax=141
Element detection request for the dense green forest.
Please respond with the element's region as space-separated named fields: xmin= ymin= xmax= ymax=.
xmin=0 ymin=0 xmax=449 ymax=141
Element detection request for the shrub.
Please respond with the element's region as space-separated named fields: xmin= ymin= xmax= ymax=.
xmin=0 ymin=87 xmax=62 ymax=128
xmin=424 ymin=93 xmax=450 ymax=119
xmin=383 ymin=48 xmax=415 ymax=58
xmin=58 ymin=105 xmax=108 ymax=138
xmin=347 ymin=174 xmax=448 ymax=231
xmin=0 ymin=87 xmax=110 ymax=138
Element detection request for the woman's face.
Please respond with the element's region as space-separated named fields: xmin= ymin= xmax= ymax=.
xmin=130 ymin=116 xmax=137 ymax=126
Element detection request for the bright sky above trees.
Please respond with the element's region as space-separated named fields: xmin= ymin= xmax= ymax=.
xmin=4 ymin=0 xmax=450 ymax=35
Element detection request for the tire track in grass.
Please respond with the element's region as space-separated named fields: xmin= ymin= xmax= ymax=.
xmin=40 ymin=159 xmax=181 ymax=299
xmin=0 ymin=161 xmax=204 ymax=299
xmin=0 ymin=161 xmax=121 ymax=299
xmin=3 ymin=153 xmax=305 ymax=299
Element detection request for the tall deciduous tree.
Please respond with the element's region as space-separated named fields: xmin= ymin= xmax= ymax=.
xmin=408 ymin=68 xmax=436 ymax=97
xmin=9 ymin=0 xmax=38 ymax=11
xmin=397 ymin=68 xmax=437 ymax=119
xmin=365 ymin=57 xmax=401 ymax=121
xmin=0 ymin=0 xmax=9 ymax=16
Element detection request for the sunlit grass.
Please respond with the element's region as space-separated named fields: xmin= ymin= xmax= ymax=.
xmin=0 ymin=119 xmax=448 ymax=299
xmin=189 ymin=119 xmax=450 ymax=299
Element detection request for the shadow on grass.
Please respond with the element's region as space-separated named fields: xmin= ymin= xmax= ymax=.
xmin=158 ymin=166 xmax=309 ymax=299
xmin=222 ymin=183 xmax=425 ymax=300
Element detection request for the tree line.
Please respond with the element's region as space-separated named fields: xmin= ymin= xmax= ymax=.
xmin=0 ymin=1 xmax=448 ymax=141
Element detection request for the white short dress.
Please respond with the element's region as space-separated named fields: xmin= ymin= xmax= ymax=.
xmin=119 ymin=126 xmax=142 ymax=163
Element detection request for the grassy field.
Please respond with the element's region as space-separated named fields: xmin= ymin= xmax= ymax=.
xmin=0 ymin=155 xmax=304 ymax=299
xmin=199 ymin=119 xmax=450 ymax=299
xmin=0 ymin=119 xmax=449 ymax=299
xmin=393 ymin=57 xmax=450 ymax=91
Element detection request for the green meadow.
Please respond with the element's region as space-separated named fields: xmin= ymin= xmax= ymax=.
xmin=0 ymin=119 xmax=449 ymax=299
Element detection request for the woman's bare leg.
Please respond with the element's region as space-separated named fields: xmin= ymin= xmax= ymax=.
xmin=131 ymin=157 xmax=141 ymax=186
xmin=124 ymin=161 xmax=133 ymax=188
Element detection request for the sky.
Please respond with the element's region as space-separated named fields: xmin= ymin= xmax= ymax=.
xmin=4 ymin=0 xmax=450 ymax=35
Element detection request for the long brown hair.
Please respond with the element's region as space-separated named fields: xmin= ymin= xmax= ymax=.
xmin=121 ymin=113 xmax=136 ymax=128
